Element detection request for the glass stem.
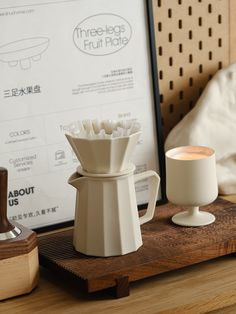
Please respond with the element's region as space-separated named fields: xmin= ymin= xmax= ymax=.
xmin=186 ymin=206 xmax=199 ymax=216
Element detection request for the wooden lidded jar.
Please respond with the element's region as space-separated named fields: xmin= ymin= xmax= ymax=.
xmin=0 ymin=167 xmax=39 ymax=300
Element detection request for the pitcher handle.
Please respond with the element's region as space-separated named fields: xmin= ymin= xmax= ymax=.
xmin=134 ymin=170 xmax=160 ymax=225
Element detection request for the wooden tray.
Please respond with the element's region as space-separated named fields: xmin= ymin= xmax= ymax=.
xmin=38 ymin=198 xmax=236 ymax=298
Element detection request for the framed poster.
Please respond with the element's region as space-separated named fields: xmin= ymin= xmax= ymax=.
xmin=0 ymin=0 xmax=165 ymax=230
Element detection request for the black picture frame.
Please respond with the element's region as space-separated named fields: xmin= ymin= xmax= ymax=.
xmin=0 ymin=0 xmax=166 ymax=233
xmin=35 ymin=0 xmax=166 ymax=232
xmin=145 ymin=0 xmax=166 ymax=205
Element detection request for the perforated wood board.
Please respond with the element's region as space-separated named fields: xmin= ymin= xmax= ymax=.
xmin=152 ymin=0 xmax=236 ymax=138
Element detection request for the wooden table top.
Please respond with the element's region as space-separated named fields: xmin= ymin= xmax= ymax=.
xmin=0 ymin=257 xmax=235 ymax=314
xmin=1 ymin=195 xmax=236 ymax=314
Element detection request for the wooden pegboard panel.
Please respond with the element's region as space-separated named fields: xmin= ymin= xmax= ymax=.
xmin=229 ymin=0 xmax=236 ymax=62
xmin=152 ymin=0 xmax=230 ymax=138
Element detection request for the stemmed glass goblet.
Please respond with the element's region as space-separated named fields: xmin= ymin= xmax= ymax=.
xmin=165 ymin=146 xmax=218 ymax=227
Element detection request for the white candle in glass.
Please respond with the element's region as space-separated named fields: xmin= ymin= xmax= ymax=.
xmin=165 ymin=146 xmax=218 ymax=227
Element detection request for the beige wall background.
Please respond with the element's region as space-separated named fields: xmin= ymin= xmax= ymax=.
xmin=152 ymin=0 xmax=236 ymax=138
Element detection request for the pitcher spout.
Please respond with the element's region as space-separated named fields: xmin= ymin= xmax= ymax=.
xmin=68 ymin=172 xmax=85 ymax=189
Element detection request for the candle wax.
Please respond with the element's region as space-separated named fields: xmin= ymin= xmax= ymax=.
xmin=172 ymin=152 xmax=208 ymax=160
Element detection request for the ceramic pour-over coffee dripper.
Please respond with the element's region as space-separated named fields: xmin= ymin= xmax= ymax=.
xmin=66 ymin=131 xmax=141 ymax=173
xmin=66 ymin=122 xmax=161 ymax=256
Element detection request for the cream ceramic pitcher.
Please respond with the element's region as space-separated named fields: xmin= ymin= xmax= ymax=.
xmin=68 ymin=164 xmax=160 ymax=257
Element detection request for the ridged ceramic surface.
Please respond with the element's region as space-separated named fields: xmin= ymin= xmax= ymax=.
xmin=66 ymin=132 xmax=141 ymax=174
xmin=72 ymin=174 xmax=142 ymax=256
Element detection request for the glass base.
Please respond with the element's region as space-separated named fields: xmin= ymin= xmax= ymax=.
xmin=172 ymin=210 xmax=215 ymax=227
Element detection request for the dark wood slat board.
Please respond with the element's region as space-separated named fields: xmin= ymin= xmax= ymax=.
xmin=38 ymin=199 xmax=236 ymax=298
